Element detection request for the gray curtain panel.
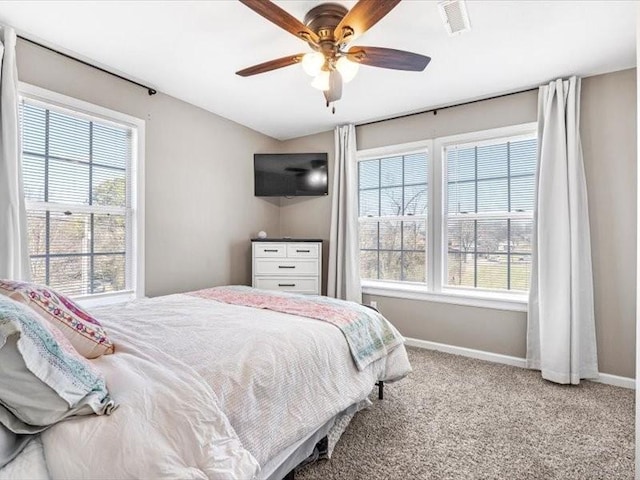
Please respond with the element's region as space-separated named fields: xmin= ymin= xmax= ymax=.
xmin=327 ymin=124 xmax=362 ymax=303
xmin=0 ymin=26 xmax=31 ymax=281
xmin=527 ymin=76 xmax=599 ymax=384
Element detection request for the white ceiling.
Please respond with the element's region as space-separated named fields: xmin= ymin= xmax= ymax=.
xmin=0 ymin=1 xmax=635 ymax=140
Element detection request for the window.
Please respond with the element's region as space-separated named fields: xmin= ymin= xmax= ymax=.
xmin=359 ymin=150 xmax=429 ymax=283
xmin=357 ymin=124 xmax=537 ymax=309
xmin=19 ymin=86 xmax=144 ymax=301
xmin=445 ymin=136 xmax=536 ymax=292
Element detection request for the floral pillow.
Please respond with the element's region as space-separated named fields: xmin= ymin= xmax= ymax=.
xmin=0 ymin=280 xmax=114 ymax=359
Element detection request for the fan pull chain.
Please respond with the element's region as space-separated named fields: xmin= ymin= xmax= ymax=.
xmin=325 ymin=100 xmax=336 ymax=114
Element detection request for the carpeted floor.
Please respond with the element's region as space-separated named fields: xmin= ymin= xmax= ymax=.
xmin=297 ymin=347 xmax=634 ymax=480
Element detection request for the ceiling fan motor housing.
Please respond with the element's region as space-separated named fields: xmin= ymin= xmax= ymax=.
xmin=304 ymin=3 xmax=349 ymax=48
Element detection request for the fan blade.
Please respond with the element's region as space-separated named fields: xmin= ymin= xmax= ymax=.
xmin=239 ymin=0 xmax=319 ymax=44
xmin=347 ymin=46 xmax=431 ymax=71
xmin=236 ymin=54 xmax=304 ymax=77
xmin=334 ymin=0 xmax=402 ymax=44
xmin=324 ymin=70 xmax=343 ymax=103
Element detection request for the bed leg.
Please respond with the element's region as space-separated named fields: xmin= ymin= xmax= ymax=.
xmin=283 ymin=469 xmax=295 ymax=480
xmin=376 ymin=381 xmax=384 ymax=400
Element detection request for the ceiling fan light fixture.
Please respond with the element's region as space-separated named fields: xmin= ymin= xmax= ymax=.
xmin=301 ymin=52 xmax=325 ymax=76
xmin=311 ymin=70 xmax=331 ymax=91
xmin=336 ymin=56 xmax=359 ymax=83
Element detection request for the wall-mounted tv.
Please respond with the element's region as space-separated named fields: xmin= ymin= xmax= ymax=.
xmin=254 ymin=153 xmax=329 ymax=197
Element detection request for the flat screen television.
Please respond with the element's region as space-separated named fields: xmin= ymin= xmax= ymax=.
xmin=254 ymin=153 xmax=329 ymax=197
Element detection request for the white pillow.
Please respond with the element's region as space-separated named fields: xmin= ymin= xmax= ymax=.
xmin=0 ymin=296 xmax=115 ymax=468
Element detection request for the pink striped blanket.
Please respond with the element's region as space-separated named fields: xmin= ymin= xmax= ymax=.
xmin=187 ymin=286 xmax=404 ymax=370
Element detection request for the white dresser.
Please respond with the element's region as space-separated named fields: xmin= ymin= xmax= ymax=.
xmin=251 ymin=239 xmax=322 ymax=295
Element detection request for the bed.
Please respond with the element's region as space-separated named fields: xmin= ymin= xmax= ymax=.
xmin=0 ymin=286 xmax=411 ymax=480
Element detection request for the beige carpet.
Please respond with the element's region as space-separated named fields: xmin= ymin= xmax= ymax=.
xmin=297 ymin=347 xmax=634 ymax=480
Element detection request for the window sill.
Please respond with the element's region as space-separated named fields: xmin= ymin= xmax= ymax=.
xmin=74 ymin=290 xmax=138 ymax=309
xmin=361 ymin=281 xmax=528 ymax=312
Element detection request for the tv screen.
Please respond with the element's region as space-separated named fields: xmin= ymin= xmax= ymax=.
xmin=254 ymin=153 xmax=329 ymax=197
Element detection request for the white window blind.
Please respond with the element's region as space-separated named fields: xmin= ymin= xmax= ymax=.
xmin=358 ymin=151 xmax=429 ymax=283
xmin=445 ymin=136 xmax=536 ymax=292
xmin=20 ymin=99 xmax=134 ymax=297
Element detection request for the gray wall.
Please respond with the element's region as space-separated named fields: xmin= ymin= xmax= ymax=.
xmin=581 ymin=69 xmax=637 ymax=378
xmin=280 ymin=69 xmax=637 ymax=378
xmin=16 ymin=39 xmax=281 ymax=297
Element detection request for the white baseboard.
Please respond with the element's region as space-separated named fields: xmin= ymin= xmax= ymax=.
xmin=405 ymin=337 xmax=527 ymax=368
xmin=405 ymin=337 xmax=635 ymax=390
xmin=596 ymin=373 xmax=636 ymax=389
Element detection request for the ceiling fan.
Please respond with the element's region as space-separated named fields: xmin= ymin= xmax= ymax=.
xmin=236 ymin=0 xmax=431 ymax=113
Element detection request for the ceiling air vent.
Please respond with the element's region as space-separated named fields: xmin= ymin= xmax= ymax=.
xmin=438 ymin=0 xmax=471 ymax=36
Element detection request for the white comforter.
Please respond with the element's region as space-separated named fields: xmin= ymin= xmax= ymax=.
xmin=43 ymin=306 xmax=260 ymax=479
xmin=4 ymin=293 xmax=411 ymax=479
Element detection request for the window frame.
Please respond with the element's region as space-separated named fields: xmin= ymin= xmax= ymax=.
xmin=18 ymin=82 xmax=145 ymax=307
xmin=358 ymin=123 xmax=536 ymax=312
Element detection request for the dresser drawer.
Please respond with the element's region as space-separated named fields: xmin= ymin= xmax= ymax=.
xmin=286 ymin=243 xmax=319 ymax=258
xmin=254 ymin=258 xmax=319 ymax=276
xmin=254 ymin=243 xmax=286 ymax=258
xmin=255 ymin=277 xmax=319 ymax=294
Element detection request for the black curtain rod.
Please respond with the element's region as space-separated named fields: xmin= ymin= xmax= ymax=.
xmin=18 ymin=35 xmax=157 ymax=96
xmin=357 ymin=86 xmax=539 ymax=127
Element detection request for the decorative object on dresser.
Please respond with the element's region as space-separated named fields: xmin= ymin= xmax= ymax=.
xmin=252 ymin=239 xmax=323 ymax=295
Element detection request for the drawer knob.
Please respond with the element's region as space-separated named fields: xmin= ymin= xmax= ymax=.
xmin=264 ymin=249 xmax=279 ymax=252
xmin=296 ymin=249 xmax=310 ymax=253
xmin=278 ymin=265 xmax=296 ymax=269
xmin=278 ymin=283 xmax=295 ymax=287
